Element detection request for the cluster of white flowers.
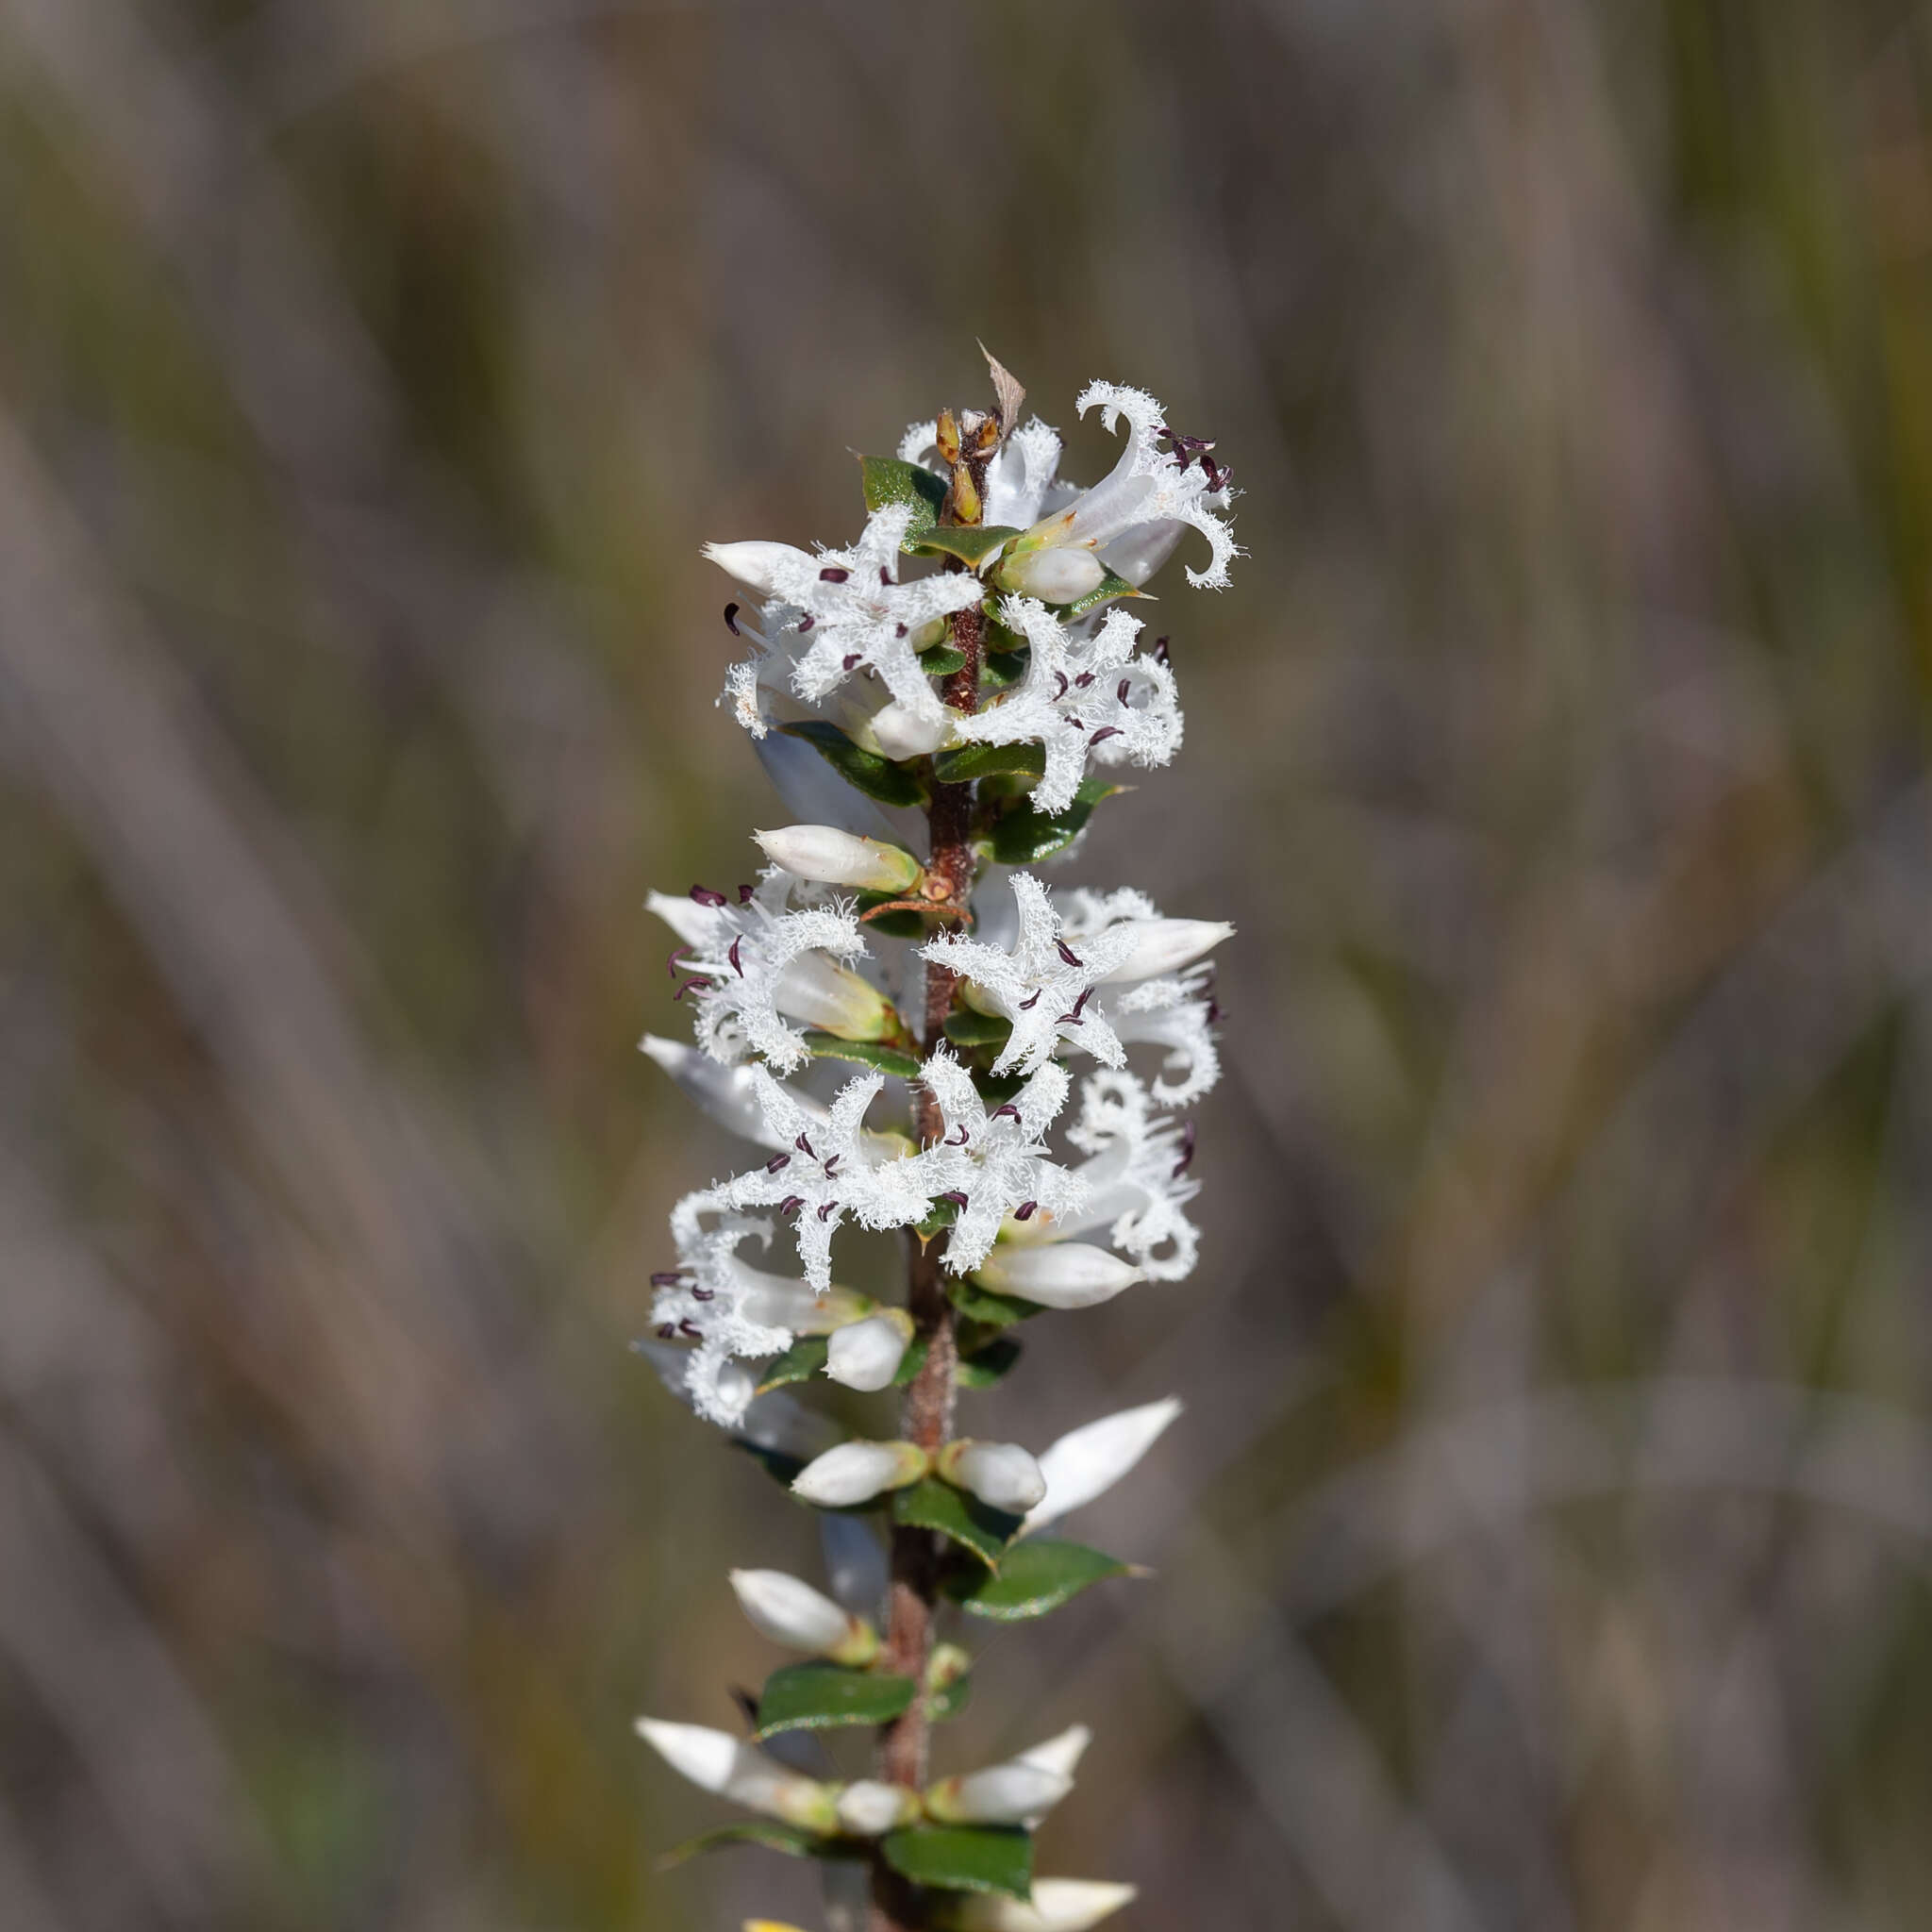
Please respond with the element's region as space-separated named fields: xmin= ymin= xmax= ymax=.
xmin=634 ymin=371 xmax=1238 ymax=1931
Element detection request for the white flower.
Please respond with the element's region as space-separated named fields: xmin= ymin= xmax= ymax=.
xmin=973 ymin=1241 xmax=1143 ymax=1311
xmin=639 ymin=1033 xmax=791 ymax=1150
xmin=834 ymin=1779 xmax=920 ymax=1836
xmin=649 ymin=871 xmax=890 ymax=1074
xmin=1036 ymin=1068 xmax=1201 ymax=1280
xmin=1009 ymin=381 xmax=1239 ymax=591
xmin=729 ymin=1569 xmax=878 ymax=1665
xmin=695 ymin=1066 xmax=943 ymax=1292
xmin=951 ymin=598 xmax=1181 ymax=817
xmin=1023 ymin=1398 xmax=1183 ymax=1535
xmin=791 ymin=1439 xmax=929 ymax=1508
xmin=943 ymin=1880 xmax=1139 ymax=1931
xmin=1015 ymin=1723 xmax=1093 ymax=1783
xmin=925 ymin=1750 xmax=1074 ymax=1826
xmin=922 ymin=874 xmax=1136 ymax=1077
xmin=824 ymin=1310 xmax=913 ymax=1391
xmin=937 ymin=1440 xmax=1048 ymax=1513
xmin=755 ymin=824 xmax=922 ymax=894
xmin=1099 ymin=964 xmax=1222 ymax=1108
xmin=915 ymin=1046 xmax=1085 ymax=1274
xmin=635 ymin=1719 xmax=839 ymax=1832
xmin=708 ymin=504 xmax=984 ymax=737
xmin=633 ymin=1338 xmax=832 ymax=1455
xmin=996 ymin=547 xmax=1107 ymax=604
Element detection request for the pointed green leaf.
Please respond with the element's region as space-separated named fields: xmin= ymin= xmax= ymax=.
xmin=1061 ymin=566 xmax=1143 ymax=619
xmin=657 ymin=1819 xmax=834 ymax=1869
xmin=983 ymin=775 xmax=1124 ymax=865
xmin=860 ymin=456 xmax=947 ymax=544
xmin=754 ymin=1661 xmax=917 ymax=1740
xmin=880 ymin=1825 xmax=1033 ymax=1900
xmin=804 ymin=1033 xmax=923 ymax=1079
xmin=777 ymin=721 xmax=927 ymax=808
xmin=757 ymin=1335 xmax=829 ymax=1392
xmin=934 ymin=741 xmax=1046 ymax=785
xmin=979 ymin=645 xmax=1030 ymax=691
xmin=891 ymin=1476 xmax=1022 ymax=1569
xmin=948 ymin=1539 xmax=1133 ymax=1622
xmin=911 ymin=525 xmax=1021 ymax=569
xmin=918 ymin=641 xmax=969 ymax=675
xmin=915 ymin=1196 xmax=960 ymax=1239
xmin=945 ymin=1279 xmax=1043 ymax=1328
xmin=957 ymin=1336 xmax=1023 ymax=1387
xmin=942 ymin=1007 xmax=1014 ymax=1050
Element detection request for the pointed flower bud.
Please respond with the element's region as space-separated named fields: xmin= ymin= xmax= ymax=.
xmin=993 ymin=545 xmax=1108 ymax=605
xmin=943 ymin=1880 xmax=1140 ymax=1930
xmin=834 ymin=1778 xmax=922 ymax=1836
xmin=728 ymin=1569 xmax=878 ymax=1666
xmin=634 ymin=1718 xmax=839 ymax=1832
xmin=1015 ymin=1724 xmax=1092 ymax=1782
xmin=755 ymin=825 xmax=922 ymax=894
xmin=791 ymin=1439 xmax=929 ymax=1508
xmin=973 ymin=1242 xmax=1144 ymax=1310
xmin=1024 ymin=1398 xmax=1182 ymax=1534
xmin=1098 ymin=917 xmax=1235 ymax=985
xmin=936 ymin=1439 xmax=1048 ymax=1513
xmin=924 ymin=1758 xmax=1073 ymax=1827
xmin=702 ymin=539 xmax=813 ymax=597
xmin=863 ymin=698 xmax=955 ymax=761
xmin=824 ymin=1308 xmax=915 ymax=1392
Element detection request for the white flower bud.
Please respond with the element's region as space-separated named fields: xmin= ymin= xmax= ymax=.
xmin=1098 ymin=917 xmax=1235 ymax=984
xmin=1014 ymin=1724 xmax=1092 ymax=1783
xmin=731 ymin=1270 xmax=873 ymax=1335
xmin=1024 ymin=1399 xmax=1182 ymax=1534
xmin=865 ymin=699 xmax=955 ymax=761
xmin=834 ymin=1778 xmax=921 ymax=1836
xmin=634 ymin=1719 xmax=839 ymax=1832
xmin=773 ymin=951 xmax=896 ymax=1041
xmin=702 ymin=539 xmax=810 ymax=597
xmin=728 ymin=1569 xmax=877 ymax=1666
xmin=924 ymin=1759 xmax=1072 ymax=1826
xmin=936 ymin=1439 xmax=1047 ymax=1513
xmin=824 ymin=1309 xmax=914 ymax=1392
xmin=994 ymin=545 xmax=1108 ymax=605
xmin=973 ymin=1243 xmax=1144 ymax=1310
xmin=944 ymin=1880 xmax=1139 ymax=1931
xmin=791 ymin=1439 xmax=929 ymax=1508
xmin=755 ymin=825 xmax=923 ymax=893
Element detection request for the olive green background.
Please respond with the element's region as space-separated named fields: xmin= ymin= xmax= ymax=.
xmin=5 ymin=2 xmax=1932 ymax=1927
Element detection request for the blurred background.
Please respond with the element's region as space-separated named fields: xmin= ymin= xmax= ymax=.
xmin=5 ymin=1 xmax=1932 ymax=1927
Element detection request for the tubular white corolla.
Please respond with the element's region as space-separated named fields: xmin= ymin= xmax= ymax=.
xmin=729 ymin=1569 xmax=878 ymax=1666
xmin=1024 ymin=1399 xmax=1183 ymax=1535
xmin=973 ymin=1241 xmax=1143 ymax=1309
xmin=754 ymin=825 xmax=922 ymax=893
xmin=633 ymin=1720 xmax=839 ymax=1832
xmin=942 ymin=1880 xmax=1140 ymax=1931
xmin=790 ymin=1440 xmax=929 ymax=1508
xmin=1099 ymin=917 xmax=1235 ymax=985
xmin=833 ymin=1779 xmax=921 ymax=1836
xmin=936 ymin=1439 xmax=1048 ymax=1513
xmin=824 ymin=1309 xmax=914 ymax=1392
xmin=924 ymin=1757 xmax=1073 ymax=1826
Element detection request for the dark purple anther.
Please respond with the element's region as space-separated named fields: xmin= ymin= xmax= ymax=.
xmin=946 ymin=1124 xmax=969 ymax=1146
xmin=817 ymin=1202 xmax=836 ymax=1221
xmin=880 ymin=566 xmax=893 ymax=586
xmin=842 ymin=654 xmax=861 ymax=670
xmin=1018 ymin=989 xmax=1042 ymax=1010
xmin=665 ymin=943 xmax=691 ymax=979
xmin=778 ymin=1195 xmax=806 ymax=1216
xmin=724 ymin=603 xmax=741 ymax=635
xmin=727 ymin=936 xmax=744 ymax=976
xmin=1071 ymin=987 xmax=1093 ymax=1019
xmin=691 ymin=1287 xmax=716 ymax=1302
xmin=738 ymin=883 xmax=756 ymax=904
xmin=1074 ymin=672 xmax=1094 ymax=689
xmin=656 ymin=1323 xmax=675 ymax=1340
xmin=939 ymin=1191 xmax=970 ymax=1209
xmin=678 ymin=1320 xmax=704 ymax=1340
xmin=1014 ymin=1200 xmax=1038 ymax=1221
xmin=765 ymin=1153 xmax=791 ymax=1174
xmin=823 ymin=1155 xmax=841 ymax=1175
xmin=991 ymin=1103 xmax=1022 ymax=1120
xmin=797 ymin=613 xmax=815 ymax=632
xmin=1206 ymin=1000 xmax=1224 ymax=1025
xmin=1153 ymin=636 xmax=1171 ymax=665
xmin=820 ymin=566 xmax=850 ymax=583
xmin=650 ymin=1270 xmax=687 ymax=1287
xmin=1055 ymin=1010 xmax=1084 ymax=1026
xmin=671 ymin=974 xmax=710 ymax=1003
xmin=1173 ymin=1120 xmax=1197 ymax=1178
xmin=1053 ymin=671 xmax=1069 ymax=699
xmin=894 ymin=623 xmax=908 ymax=638
xmin=1089 ymin=726 xmax=1123 ymax=745
xmin=794 ymin=1132 xmax=814 ymax=1158
xmin=1056 ymin=939 xmax=1083 ymax=967
xmin=1117 ymin=678 xmax=1131 ymax=704
xmin=691 ymin=884 xmax=728 ymax=908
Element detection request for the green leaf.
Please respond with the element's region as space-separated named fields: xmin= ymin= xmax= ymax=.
xmin=880 ymin=1825 xmax=1033 ymax=1900
xmin=891 ymin=1476 xmax=1022 ymax=1569
xmin=979 ymin=645 xmax=1030 ymax=691
xmin=942 ymin=1007 xmax=1014 ymax=1050
xmin=911 ymin=524 xmax=1021 ymax=569
xmin=948 ymin=1539 xmax=1132 ymax=1622
xmin=933 ymin=741 xmax=1046 ymax=785
xmin=945 ymin=1279 xmax=1044 ymax=1328
xmin=957 ymin=1336 xmax=1023 ymax=1387
xmin=1062 ymin=566 xmax=1142 ymax=619
xmin=754 ymin=1661 xmax=917 ymax=1740
xmin=804 ymin=1033 xmax=923 ymax=1079
xmin=984 ymin=775 xmax=1124 ymax=866
xmin=918 ymin=641 xmax=969 ymax=675
xmin=732 ymin=1437 xmax=809 ymax=1488
xmin=657 ymin=1819 xmax=835 ymax=1869
xmin=970 ymin=1071 xmax=1026 ymax=1108
xmin=778 ymin=721 xmax=926 ymax=808
xmin=860 ymin=456 xmax=947 ymax=545
xmin=915 ymin=1196 xmax=960 ymax=1239
xmin=757 ymin=1335 xmax=829 ymax=1392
